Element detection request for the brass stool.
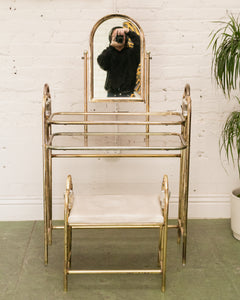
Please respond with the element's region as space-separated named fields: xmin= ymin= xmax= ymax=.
xmin=64 ymin=175 xmax=170 ymax=292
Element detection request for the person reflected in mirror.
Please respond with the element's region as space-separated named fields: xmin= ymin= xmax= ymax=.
xmin=97 ymin=26 xmax=140 ymax=97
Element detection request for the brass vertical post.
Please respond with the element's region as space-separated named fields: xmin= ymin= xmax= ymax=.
xmin=42 ymin=84 xmax=51 ymax=265
xmin=83 ymin=51 xmax=88 ymax=146
xmin=44 ymin=144 xmax=49 ymax=265
xmin=64 ymin=187 xmax=69 ymax=291
xmin=42 ymin=108 xmax=47 ymax=265
xmin=182 ymin=84 xmax=191 ymax=266
xmin=158 ymin=226 xmax=163 ymax=267
xmin=145 ymin=51 xmax=151 ymax=146
xmin=178 ymin=148 xmax=184 ymax=243
xmin=64 ymin=175 xmax=73 ymax=292
xmin=146 ymin=51 xmax=151 ymax=116
xmin=161 ymin=175 xmax=169 ymax=292
xmin=48 ymin=143 xmax=52 ymax=245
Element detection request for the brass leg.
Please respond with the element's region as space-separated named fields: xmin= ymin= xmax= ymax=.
xmin=43 ymin=146 xmax=46 ymax=264
xmin=182 ymin=147 xmax=190 ymax=266
xmin=178 ymin=149 xmax=185 ymax=244
xmin=44 ymin=146 xmax=49 ymax=265
xmin=64 ymin=224 xmax=69 ymax=291
xmin=161 ymin=224 xmax=168 ymax=292
xmin=177 ymin=226 xmax=181 ymax=244
xmin=44 ymin=187 xmax=48 ymax=265
xmin=182 ymin=98 xmax=191 ymax=266
xmin=160 ymin=227 xmax=165 ymax=269
xmin=182 ymin=232 xmax=187 ymax=266
xmin=182 ymin=211 xmax=189 ymax=266
xmin=48 ymin=150 xmax=52 ymax=245
xmin=182 ymin=196 xmax=187 ymax=266
xmin=68 ymin=226 xmax=72 ymax=268
xmin=158 ymin=227 xmax=162 ymax=266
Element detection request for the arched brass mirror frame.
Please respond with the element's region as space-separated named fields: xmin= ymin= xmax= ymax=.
xmin=89 ymin=14 xmax=146 ymax=102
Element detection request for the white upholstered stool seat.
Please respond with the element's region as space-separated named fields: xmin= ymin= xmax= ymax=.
xmin=68 ymin=194 xmax=164 ymax=225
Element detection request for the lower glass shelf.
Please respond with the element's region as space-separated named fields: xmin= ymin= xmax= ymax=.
xmin=48 ymin=132 xmax=187 ymax=151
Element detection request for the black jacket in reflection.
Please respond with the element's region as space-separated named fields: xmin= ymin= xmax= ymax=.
xmin=97 ymin=30 xmax=140 ymax=96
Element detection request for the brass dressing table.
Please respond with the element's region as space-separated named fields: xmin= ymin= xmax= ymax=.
xmin=42 ymin=14 xmax=192 ymax=267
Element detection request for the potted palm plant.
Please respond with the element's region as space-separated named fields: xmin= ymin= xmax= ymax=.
xmin=209 ymin=13 xmax=240 ymax=240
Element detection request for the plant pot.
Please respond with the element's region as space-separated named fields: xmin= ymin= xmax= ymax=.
xmin=231 ymin=187 xmax=240 ymax=240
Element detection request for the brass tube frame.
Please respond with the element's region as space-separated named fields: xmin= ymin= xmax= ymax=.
xmin=42 ymin=83 xmax=52 ymax=265
xmin=181 ymin=90 xmax=191 ymax=266
xmin=51 ymin=154 xmax=181 ymax=158
xmin=42 ymin=81 xmax=191 ymax=269
xmin=83 ymin=50 xmax=88 ymax=147
xmin=68 ymin=270 xmax=162 ymax=275
xmin=145 ymin=51 xmax=151 ymax=134
xmin=50 ymin=111 xmax=185 ymax=117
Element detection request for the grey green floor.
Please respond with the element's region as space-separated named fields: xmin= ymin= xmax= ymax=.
xmin=1 ymin=219 xmax=240 ymax=300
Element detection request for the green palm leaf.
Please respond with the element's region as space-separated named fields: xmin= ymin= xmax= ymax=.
xmin=209 ymin=14 xmax=240 ymax=175
xmin=209 ymin=13 xmax=240 ymax=97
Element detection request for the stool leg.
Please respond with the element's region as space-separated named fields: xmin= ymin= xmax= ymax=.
xmin=68 ymin=226 xmax=72 ymax=268
xmin=161 ymin=225 xmax=167 ymax=292
xmin=182 ymin=233 xmax=187 ymax=266
xmin=158 ymin=227 xmax=162 ymax=267
xmin=64 ymin=224 xmax=69 ymax=291
xmin=178 ymin=150 xmax=185 ymax=244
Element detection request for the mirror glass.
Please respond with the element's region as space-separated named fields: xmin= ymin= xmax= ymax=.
xmin=91 ymin=15 xmax=144 ymax=101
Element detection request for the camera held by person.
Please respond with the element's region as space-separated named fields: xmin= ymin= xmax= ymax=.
xmin=110 ymin=27 xmax=129 ymax=51
xmin=115 ymin=34 xmax=124 ymax=44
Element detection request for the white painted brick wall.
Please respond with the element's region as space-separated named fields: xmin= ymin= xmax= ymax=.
xmin=0 ymin=0 xmax=239 ymax=220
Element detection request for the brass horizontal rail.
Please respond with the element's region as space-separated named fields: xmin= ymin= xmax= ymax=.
xmin=52 ymin=225 xmax=64 ymax=230
xmin=168 ymin=224 xmax=179 ymax=228
xmin=52 ymin=131 xmax=182 ymax=137
xmin=70 ymin=224 xmax=163 ymax=229
xmin=51 ymin=111 xmax=183 ymax=116
xmin=49 ymin=120 xmax=184 ymax=126
xmin=54 ymin=224 xmax=181 ymax=229
xmin=68 ymin=269 xmax=162 ymax=275
xmin=90 ymin=98 xmax=145 ymax=103
xmin=52 ymin=225 xmax=179 ymax=229
xmin=52 ymin=154 xmax=181 ymax=158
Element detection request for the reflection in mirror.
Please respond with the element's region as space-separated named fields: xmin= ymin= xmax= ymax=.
xmin=92 ymin=17 xmax=143 ymax=100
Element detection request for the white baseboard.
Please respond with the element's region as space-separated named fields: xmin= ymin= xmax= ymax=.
xmin=0 ymin=194 xmax=231 ymax=221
